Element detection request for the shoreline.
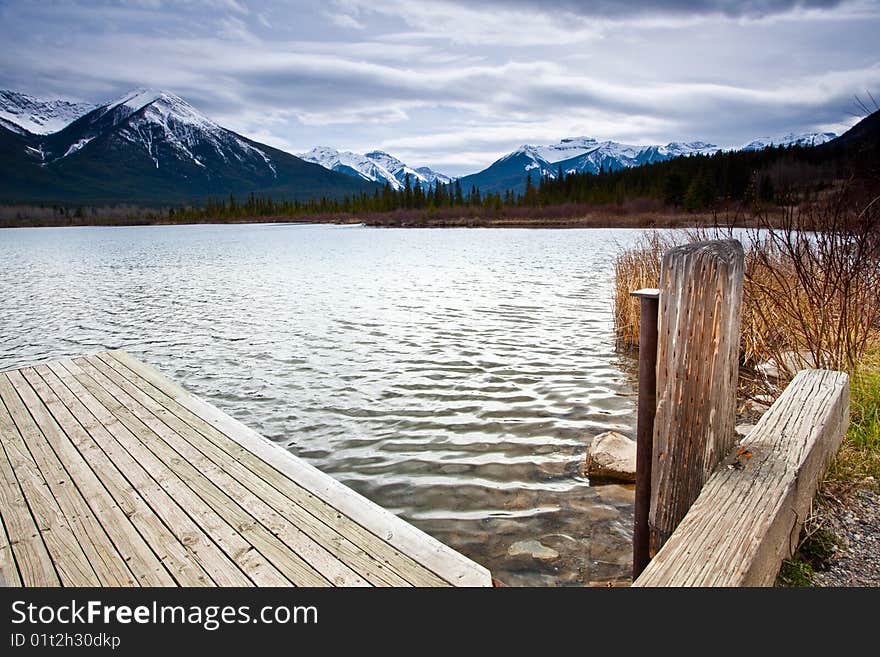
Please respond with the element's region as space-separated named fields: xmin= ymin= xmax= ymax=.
xmin=0 ymin=211 xmax=767 ymax=230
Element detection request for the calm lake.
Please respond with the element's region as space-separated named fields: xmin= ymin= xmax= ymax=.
xmin=0 ymin=223 xmax=645 ymax=586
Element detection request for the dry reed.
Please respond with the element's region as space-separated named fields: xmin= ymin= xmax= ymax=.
xmin=613 ymin=189 xmax=880 ymax=381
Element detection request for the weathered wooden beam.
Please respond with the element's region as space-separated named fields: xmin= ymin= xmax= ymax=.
xmin=633 ymin=369 xmax=850 ymax=587
xmin=650 ymin=239 xmax=744 ymax=552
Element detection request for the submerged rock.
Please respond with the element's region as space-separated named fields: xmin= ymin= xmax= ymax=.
xmin=507 ymin=539 xmax=559 ymax=561
xmin=583 ymin=431 xmax=637 ymax=483
xmin=594 ymin=484 xmax=636 ymax=506
xmin=564 ymin=498 xmax=620 ymax=521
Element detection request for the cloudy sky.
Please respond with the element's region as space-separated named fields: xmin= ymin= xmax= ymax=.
xmin=1 ymin=0 xmax=878 ymax=175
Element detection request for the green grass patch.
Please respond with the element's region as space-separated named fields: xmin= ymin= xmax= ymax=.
xmin=826 ymin=351 xmax=880 ymax=489
xmin=776 ymin=527 xmax=840 ymax=587
xmin=777 ymin=557 xmax=816 ymax=587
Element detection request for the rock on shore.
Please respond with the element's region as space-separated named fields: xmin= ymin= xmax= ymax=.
xmin=583 ymin=431 xmax=637 ymax=483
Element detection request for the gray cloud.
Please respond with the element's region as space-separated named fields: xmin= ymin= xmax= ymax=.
xmin=437 ymin=0 xmax=846 ymax=19
xmin=0 ymin=0 xmax=877 ymax=175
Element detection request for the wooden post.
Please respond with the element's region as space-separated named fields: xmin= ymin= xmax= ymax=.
xmin=649 ymin=239 xmax=744 ymax=554
xmin=630 ymin=288 xmax=659 ymax=579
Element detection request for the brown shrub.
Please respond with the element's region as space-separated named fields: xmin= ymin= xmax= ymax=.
xmin=613 ymin=187 xmax=880 ymax=379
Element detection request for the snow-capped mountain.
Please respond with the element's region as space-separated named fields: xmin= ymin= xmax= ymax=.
xmin=522 ymin=137 xmax=718 ymax=174
xmin=299 ymin=146 xmax=400 ymax=188
xmin=34 ymin=88 xmax=279 ymax=178
xmin=0 ymin=87 xmax=375 ymax=204
xmin=299 ymin=146 xmax=451 ymax=190
xmin=458 ymin=137 xmax=720 ymax=194
xmin=461 ymin=132 xmax=841 ymax=196
xmin=0 ymin=89 xmax=95 ymax=135
xmin=364 ymin=150 xmax=451 ymax=187
xmin=740 ymin=131 xmax=837 ymax=151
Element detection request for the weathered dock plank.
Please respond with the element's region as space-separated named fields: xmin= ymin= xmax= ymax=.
xmin=74 ymin=356 xmax=370 ymax=587
xmin=34 ymin=363 xmax=215 ymax=586
xmin=68 ymin=358 xmax=324 ymax=587
xmin=45 ymin=360 xmax=252 ymax=586
xmin=0 ymin=351 xmax=492 ymax=587
xmin=17 ymin=368 xmax=175 ymax=586
xmin=0 ymin=399 xmax=60 ymax=586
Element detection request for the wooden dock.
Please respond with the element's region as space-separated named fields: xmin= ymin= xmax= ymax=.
xmin=0 ymin=351 xmax=492 ymax=587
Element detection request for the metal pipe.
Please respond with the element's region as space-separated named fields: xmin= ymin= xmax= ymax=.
xmin=630 ymin=288 xmax=659 ymax=580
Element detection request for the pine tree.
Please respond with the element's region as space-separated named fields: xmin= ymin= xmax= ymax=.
xmin=663 ymin=172 xmax=686 ymax=207
xmin=524 ymin=174 xmax=537 ymax=206
xmin=404 ymin=174 xmax=413 ymax=208
xmin=413 ymin=180 xmax=424 ymax=208
xmin=758 ymin=175 xmax=775 ymax=203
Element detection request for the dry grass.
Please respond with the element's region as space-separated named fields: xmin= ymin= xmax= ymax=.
xmin=613 ymin=193 xmax=880 ymax=375
xmin=613 ymin=232 xmax=667 ymax=350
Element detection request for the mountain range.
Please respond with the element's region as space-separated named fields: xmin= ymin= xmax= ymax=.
xmin=0 ymin=87 xmax=840 ymax=205
xmin=456 ymin=132 xmax=838 ymax=195
xmin=0 ymin=89 xmax=376 ymax=205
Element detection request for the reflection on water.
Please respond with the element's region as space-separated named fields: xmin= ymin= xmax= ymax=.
xmin=0 ymin=223 xmax=644 ymax=585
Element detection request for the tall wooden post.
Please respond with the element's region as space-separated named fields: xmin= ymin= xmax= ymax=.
xmin=630 ymin=288 xmax=659 ymax=579
xmin=649 ymin=240 xmax=744 ymax=554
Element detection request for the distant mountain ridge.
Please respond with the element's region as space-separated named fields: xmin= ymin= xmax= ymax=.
xmin=456 ymin=137 xmax=723 ymax=195
xmin=741 ymin=131 xmax=837 ymax=151
xmin=298 ymin=146 xmax=450 ymax=190
xmin=456 ymin=132 xmax=838 ymax=195
xmin=0 ymin=88 xmax=376 ymax=205
xmin=0 ymin=89 xmax=96 ymax=135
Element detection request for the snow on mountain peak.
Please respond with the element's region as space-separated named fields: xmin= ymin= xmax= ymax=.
xmin=18 ymin=87 xmax=278 ymax=176
xmin=513 ymin=137 xmax=603 ymax=164
xmin=363 ymin=149 xmax=451 ymax=186
xmin=363 ymin=149 xmax=406 ymax=171
xmin=0 ymin=89 xmax=95 ymax=135
xmin=101 ymin=88 xmax=217 ymax=131
xmin=364 ymin=149 xmax=394 ymax=159
xmin=108 ymin=88 xmax=166 ymax=112
xmin=467 ymin=136 xmax=726 ymax=192
xmin=300 ymin=146 xmax=396 ymax=187
xmin=300 ymin=147 xmax=450 ymax=189
xmin=109 ymin=89 xmax=273 ymax=173
xmin=660 ymin=141 xmax=720 ymax=157
xmin=741 ymin=131 xmax=837 ymax=151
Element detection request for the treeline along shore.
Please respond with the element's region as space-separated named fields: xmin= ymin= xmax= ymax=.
xmin=0 ymin=199 xmax=771 ymax=230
